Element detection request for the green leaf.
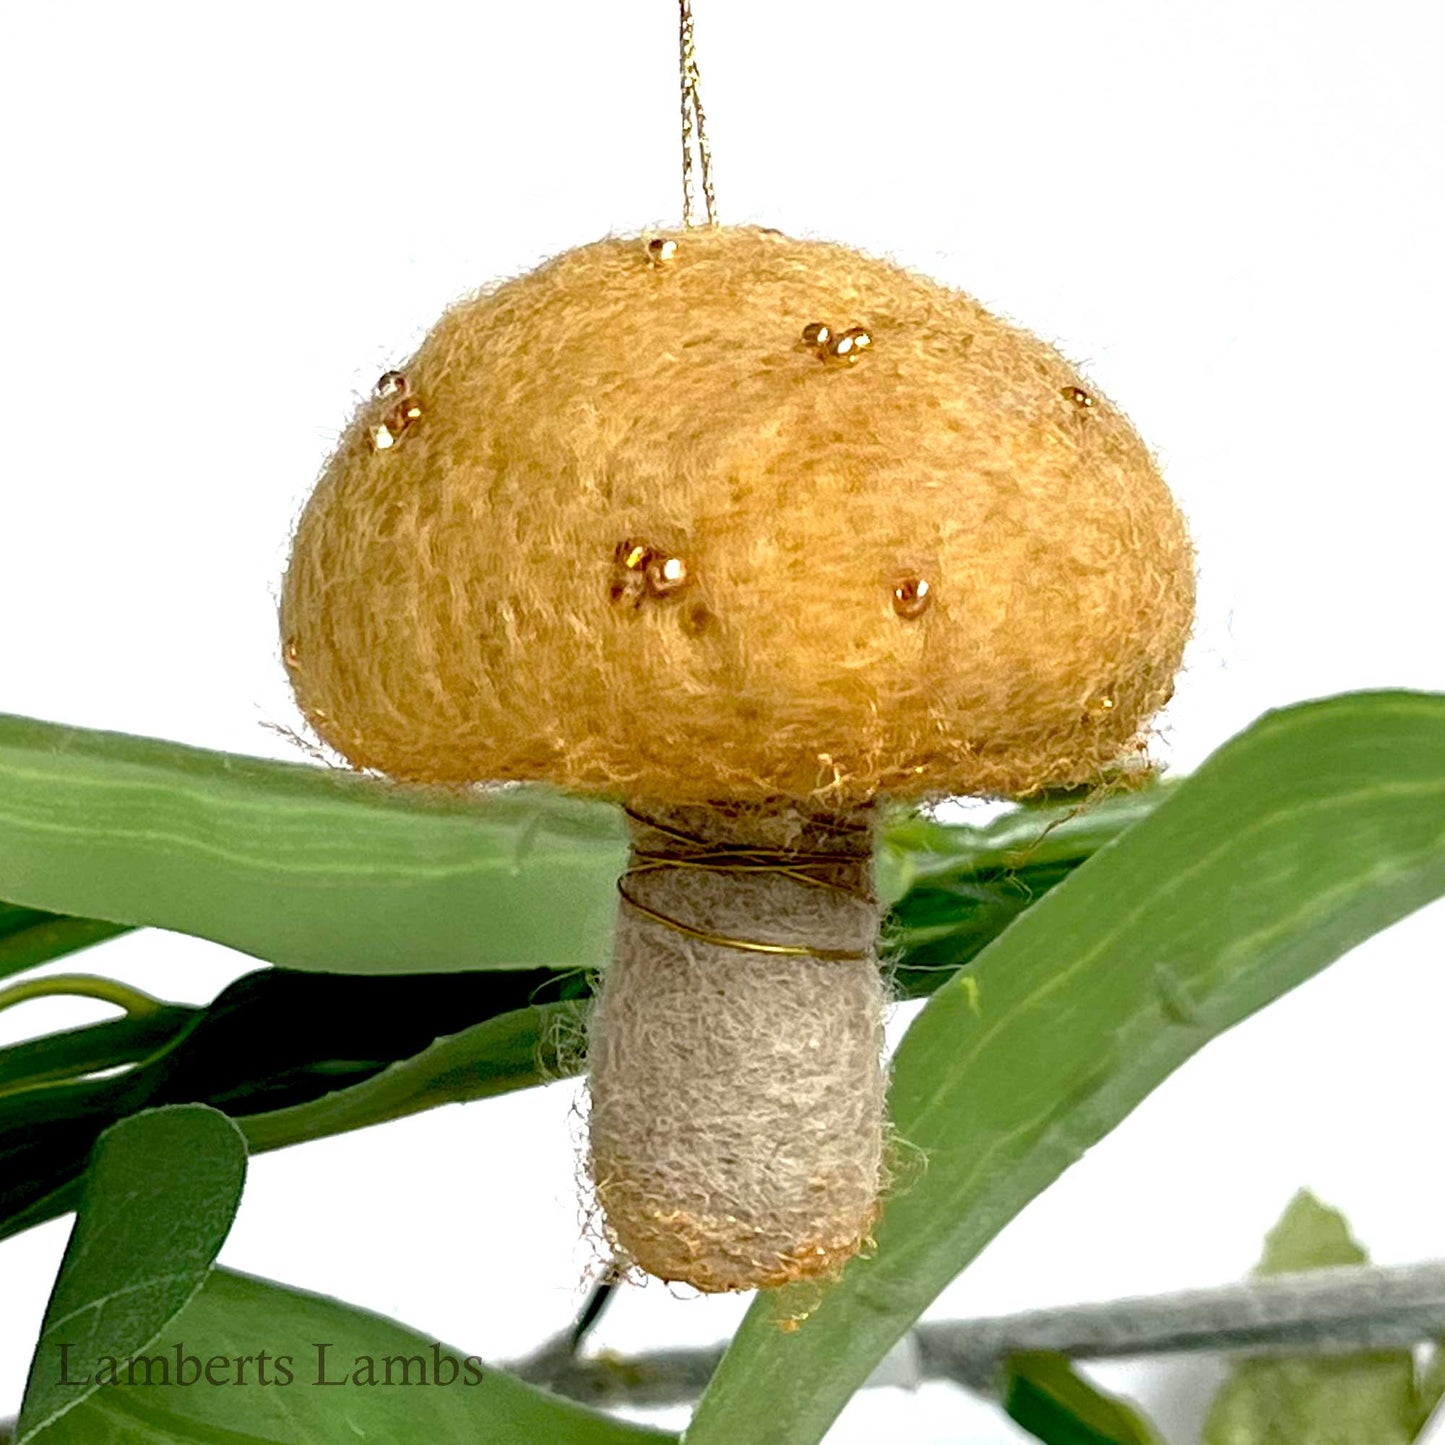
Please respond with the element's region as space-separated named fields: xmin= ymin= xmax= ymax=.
xmin=0 ymin=785 xmax=1155 ymax=1241
xmin=239 ymin=999 xmax=581 ymax=1151
xmin=1004 ymin=1354 xmax=1164 ymax=1445
xmin=0 ymin=713 xmax=627 ymax=973
xmin=884 ymin=786 xmax=1169 ymax=999
xmin=1204 ymin=1352 xmax=1423 ymax=1444
xmin=0 ymin=902 xmax=130 ymax=984
xmin=0 ymin=971 xmax=581 ymax=1242
xmin=0 ymin=746 xmax=1159 ymax=1245
xmin=30 ymin=1267 xmax=671 ymax=1444
xmin=1202 ymin=1195 xmax=1431 ymax=1445
xmin=1256 ymin=1190 xmax=1366 ymax=1275
xmin=0 ymin=713 xmax=1166 ymax=977
xmin=0 ymin=1002 xmax=575 ymax=1241
xmin=18 ymin=1104 xmax=247 ymax=1442
xmin=1422 ymin=1341 xmax=1445 ymax=1419
xmin=0 ymin=1007 xmax=196 ymax=1094
xmin=883 ymin=783 xmax=1172 ymax=895
xmin=686 ymin=692 xmax=1445 ymax=1445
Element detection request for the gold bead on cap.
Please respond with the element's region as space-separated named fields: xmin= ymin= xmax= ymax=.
xmin=370 ymin=395 xmax=423 ymax=451
xmin=646 ymin=237 xmax=680 ymax=266
xmin=1086 ymin=691 xmax=1116 ymax=715
xmin=828 ymin=326 xmax=873 ymax=363
xmin=803 ymin=321 xmax=872 ymax=364
xmin=1063 ymin=384 xmax=1095 ymax=409
xmin=283 ymin=638 xmax=300 ymax=669
xmin=891 ymin=575 xmax=932 ymax=619
xmin=646 ymin=553 xmax=689 ymax=595
xmin=611 ymin=540 xmax=692 ymax=606
xmin=369 ymin=372 xmax=422 ymax=450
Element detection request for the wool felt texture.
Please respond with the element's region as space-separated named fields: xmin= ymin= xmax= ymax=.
xmin=281 ymin=224 xmax=1195 ymax=1295
xmin=588 ymin=805 xmax=885 ymax=1291
xmin=281 ymin=225 xmax=1194 ymax=806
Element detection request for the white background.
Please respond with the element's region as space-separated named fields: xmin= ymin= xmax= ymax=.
xmin=1 ymin=2 xmax=1442 ymax=1440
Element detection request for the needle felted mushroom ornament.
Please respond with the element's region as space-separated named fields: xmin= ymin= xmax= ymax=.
xmin=280 ymin=225 xmax=1194 ymax=1293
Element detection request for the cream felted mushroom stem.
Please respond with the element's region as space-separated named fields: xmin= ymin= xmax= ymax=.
xmin=591 ymin=802 xmax=886 ymax=1291
xmin=280 ymin=226 xmax=1194 ymax=1291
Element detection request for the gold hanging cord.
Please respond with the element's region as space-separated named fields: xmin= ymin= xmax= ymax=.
xmin=679 ymin=0 xmax=718 ymax=227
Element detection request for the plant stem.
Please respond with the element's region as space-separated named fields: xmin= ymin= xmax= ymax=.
xmin=510 ymin=1260 xmax=1445 ymax=1407
xmin=917 ymin=1259 xmax=1445 ymax=1389
xmin=569 ymin=1274 xmax=621 ymax=1355
xmin=0 ymin=973 xmax=168 ymax=1021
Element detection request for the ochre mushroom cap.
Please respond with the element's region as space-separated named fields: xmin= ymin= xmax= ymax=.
xmin=282 ymin=226 xmax=1193 ymax=804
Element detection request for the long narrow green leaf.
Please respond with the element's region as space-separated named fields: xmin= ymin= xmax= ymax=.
xmin=18 ymin=1105 xmax=247 ymax=1443
xmin=0 ymin=1001 xmax=572 ymax=1243
xmin=0 ymin=788 xmax=1158 ymax=1240
xmin=0 ymin=1008 xmax=196 ymax=1093
xmin=884 ymin=787 xmax=1171 ymax=998
xmin=686 ymin=692 xmax=1445 ymax=1445
xmin=0 ymin=714 xmax=626 ymax=972
xmin=0 ymin=713 xmax=1165 ymax=976
xmin=239 ymin=1000 xmax=581 ymax=1151
xmin=0 ymin=971 xmax=582 ymax=1241
xmin=29 ymin=1268 xmax=671 ymax=1443
xmin=879 ymin=784 xmax=1172 ymax=899
xmin=0 ymin=903 xmax=130 ymax=984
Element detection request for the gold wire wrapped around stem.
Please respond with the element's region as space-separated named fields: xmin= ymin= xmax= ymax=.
xmin=616 ymin=804 xmax=875 ymax=962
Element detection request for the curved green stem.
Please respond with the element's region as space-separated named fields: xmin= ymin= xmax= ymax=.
xmin=0 ymin=1005 xmax=198 ymax=1104
xmin=0 ymin=973 xmax=168 ymax=1021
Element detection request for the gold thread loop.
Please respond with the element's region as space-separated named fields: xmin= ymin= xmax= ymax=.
xmin=679 ymin=0 xmax=717 ymax=228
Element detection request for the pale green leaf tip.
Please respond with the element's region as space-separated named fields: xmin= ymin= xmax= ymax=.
xmin=1257 ymin=1189 xmax=1368 ymax=1276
